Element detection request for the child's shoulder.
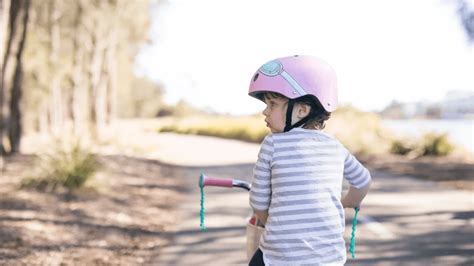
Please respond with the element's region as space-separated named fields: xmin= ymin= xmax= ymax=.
xmin=271 ymin=128 xmax=343 ymax=145
xmin=286 ymin=127 xmax=338 ymax=140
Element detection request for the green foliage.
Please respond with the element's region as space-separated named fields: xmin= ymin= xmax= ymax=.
xmin=157 ymin=105 xmax=395 ymax=154
xmin=156 ymin=100 xmax=213 ymax=118
xmin=390 ymin=140 xmax=415 ymax=155
xmin=421 ymin=133 xmax=454 ymax=156
xmin=326 ymin=105 xmax=395 ymax=154
xmin=23 ymin=0 xmax=155 ymax=134
xmin=128 ymin=77 xmax=165 ymax=118
xmin=390 ymin=132 xmax=454 ymax=157
xmin=158 ymin=116 xmax=269 ymax=143
xmin=457 ymin=0 xmax=474 ymax=43
xmin=22 ymin=142 xmax=99 ymax=192
xmin=156 ymin=107 xmax=458 ymax=158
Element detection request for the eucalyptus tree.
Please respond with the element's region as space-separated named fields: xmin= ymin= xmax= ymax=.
xmin=0 ymin=0 xmax=30 ymax=155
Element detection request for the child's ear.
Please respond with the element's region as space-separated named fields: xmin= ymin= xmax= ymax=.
xmin=297 ymin=103 xmax=311 ymax=118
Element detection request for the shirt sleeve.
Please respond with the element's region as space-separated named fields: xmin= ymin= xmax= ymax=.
xmin=342 ymin=147 xmax=371 ymax=189
xmin=249 ymin=135 xmax=273 ymax=211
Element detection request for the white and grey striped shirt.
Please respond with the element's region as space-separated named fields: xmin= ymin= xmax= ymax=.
xmin=249 ymin=128 xmax=371 ymax=265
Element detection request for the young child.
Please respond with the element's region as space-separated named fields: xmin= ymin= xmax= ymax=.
xmin=248 ymin=55 xmax=371 ymax=265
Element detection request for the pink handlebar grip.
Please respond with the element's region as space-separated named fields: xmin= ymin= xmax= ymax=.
xmin=202 ymin=175 xmax=233 ymax=188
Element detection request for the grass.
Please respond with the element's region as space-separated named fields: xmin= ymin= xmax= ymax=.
xmin=325 ymin=106 xmax=394 ymax=154
xmin=157 ymin=106 xmax=461 ymax=157
xmin=21 ymin=140 xmax=99 ymax=193
xmin=390 ymin=132 xmax=455 ymax=157
xmin=159 ymin=115 xmax=269 ymax=143
xmin=158 ymin=106 xmax=395 ymax=155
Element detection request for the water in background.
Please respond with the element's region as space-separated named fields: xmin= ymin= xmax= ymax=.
xmin=381 ymin=119 xmax=474 ymax=153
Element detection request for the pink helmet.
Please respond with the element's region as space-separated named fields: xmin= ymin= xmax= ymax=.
xmin=248 ymin=55 xmax=338 ymax=112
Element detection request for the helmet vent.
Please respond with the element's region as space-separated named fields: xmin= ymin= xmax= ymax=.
xmin=253 ymin=73 xmax=259 ymax=82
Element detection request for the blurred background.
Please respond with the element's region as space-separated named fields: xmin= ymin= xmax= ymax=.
xmin=0 ymin=0 xmax=473 ymax=265
xmin=1 ymin=0 xmax=473 ymax=155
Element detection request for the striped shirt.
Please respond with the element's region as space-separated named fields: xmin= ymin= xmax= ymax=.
xmin=249 ymin=128 xmax=371 ymax=265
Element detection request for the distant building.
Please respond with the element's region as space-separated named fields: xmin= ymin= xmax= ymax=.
xmin=439 ymin=91 xmax=474 ymax=119
xmin=380 ymin=90 xmax=474 ymax=119
xmin=380 ymin=100 xmax=430 ymax=119
xmin=379 ymin=100 xmax=404 ymax=119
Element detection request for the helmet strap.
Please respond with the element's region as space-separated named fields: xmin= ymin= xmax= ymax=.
xmin=284 ymin=99 xmax=313 ymax=132
xmin=291 ymin=115 xmax=311 ymax=129
xmin=283 ymin=99 xmax=295 ymax=132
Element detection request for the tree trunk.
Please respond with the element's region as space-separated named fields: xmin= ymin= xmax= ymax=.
xmin=0 ymin=0 xmax=10 ymax=169
xmin=0 ymin=0 xmax=11 ymax=156
xmin=7 ymin=0 xmax=29 ymax=153
xmin=106 ymin=30 xmax=118 ymax=125
xmin=71 ymin=1 xmax=85 ymax=137
xmin=105 ymin=1 xmax=123 ymax=126
xmin=48 ymin=0 xmax=62 ymax=136
xmin=96 ymin=58 xmax=107 ymax=133
xmin=0 ymin=0 xmax=30 ymax=154
xmin=89 ymin=32 xmax=106 ymax=139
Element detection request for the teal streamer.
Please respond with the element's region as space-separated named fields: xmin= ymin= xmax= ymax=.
xmin=349 ymin=207 xmax=360 ymax=259
xmin=199 ymin=173 xmax=206 ymax=232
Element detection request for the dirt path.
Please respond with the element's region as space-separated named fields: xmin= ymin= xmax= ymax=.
xmin=0 ymin=154 xmax=187 ymax=265
xmin=123 ymin=132 xmax=262 ymax=264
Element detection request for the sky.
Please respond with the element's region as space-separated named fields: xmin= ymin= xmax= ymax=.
xmin=135 ymin=0 xmax=474 ymax=115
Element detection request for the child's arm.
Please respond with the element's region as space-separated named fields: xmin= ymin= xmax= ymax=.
xmin=255 ymin=210 xmax=269 ymax=225
xmin=342 ymin=183 xmax=370 ymax=208
xmin=249 ymin=136 xmax=274 ymax=225
xmin=342 ymin=148 xmax=372 ymax=208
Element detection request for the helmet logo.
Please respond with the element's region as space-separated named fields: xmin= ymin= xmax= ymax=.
xmin=257 ymin=59 xmax=307 ymax=97
xmin=259 ymin=60 xmax=282 ymax=77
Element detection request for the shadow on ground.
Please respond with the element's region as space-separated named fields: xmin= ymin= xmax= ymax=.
xmin=1 ymin=154 xmax=472 ymax=265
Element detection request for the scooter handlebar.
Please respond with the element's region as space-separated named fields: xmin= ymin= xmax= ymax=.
xmin=201 ymin=174 xmax=233 ymax=188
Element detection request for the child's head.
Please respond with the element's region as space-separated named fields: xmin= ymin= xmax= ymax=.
xmin=248 ymin=55 xmax=337 ymax=133
xmin=258 ymin=92 xmax=330 ymax=133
